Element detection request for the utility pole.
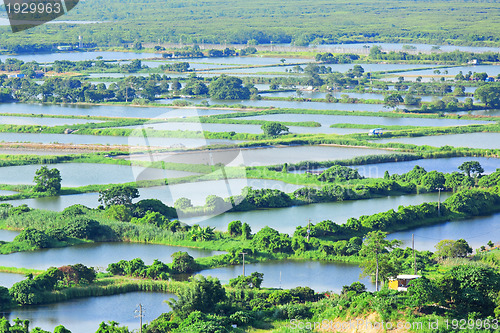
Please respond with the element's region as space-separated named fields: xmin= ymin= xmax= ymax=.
xmin=375 ymin=248 xmax=379 ymax=292
xmin=240 ymin=252 xmax=247 ymax=276
xmin=374 ymin=236 xmax=380 ymax=292
xmin=412 ymin=234 xmax=417 ymax=275
xmin=135 ymin=304 xmax=144 ymax=333
xmin=306 ymin=219 xmax=311 ymax=242
xmin=436 ymin=187 xmax=444 ymax=216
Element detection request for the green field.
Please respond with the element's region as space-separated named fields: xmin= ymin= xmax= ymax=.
xmin=2 ymin=0 xmax=500 ymax=49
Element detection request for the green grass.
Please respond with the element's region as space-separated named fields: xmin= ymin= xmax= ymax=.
xmin=0 ymin=266 xmax=44 ymax=275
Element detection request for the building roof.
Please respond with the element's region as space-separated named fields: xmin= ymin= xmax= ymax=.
xmin=397 ymin=275 xmax=421 ymax=279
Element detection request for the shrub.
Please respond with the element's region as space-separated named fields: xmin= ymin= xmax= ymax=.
xmin=13 ymin=228 xmax=52 ymax=248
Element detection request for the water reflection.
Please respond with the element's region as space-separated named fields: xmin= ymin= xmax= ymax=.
xmin=0 ymin=242 xmax=222 ymax=270
xmin=375 ymin=133 xmax=500 ymax=149
xmin=198 ymin=260 xmax=375 ymax=293
xmin=4 ymin=292 xmax=175 ymax=333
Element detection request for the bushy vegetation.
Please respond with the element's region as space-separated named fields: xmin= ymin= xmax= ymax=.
xmin=9 ymin=264 xmax=95 ymax=305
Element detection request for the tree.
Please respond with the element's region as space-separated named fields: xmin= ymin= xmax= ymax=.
xmin=171 ymin=251 xmax=197 ymax=274
xmin=59 ymin=264 xmax=96 ymax=285
xmin=369 ymin=46 xmax=382 ymax=58
xmin=96 ymin=321 xmax=130 ymax=333
xmin=383 ymin=93 xmax=403 ymax=110
xmin=261 ymin=122 xmax=289 ymax=136
xmin=14 ymin=228 xmax=51 ymax=248
xmin=66 ymin=217 xmax=100 ymax=239
xmin=98 ymin=185 xmax=139 ymax=207
xmin=453 ymin=85 xmax=465 ymax=96
xmin=269 ymin=83 xmax=279 ymax=90
xmin=33 ymin=166 xmax=61 ymax=195
xmin=318 ymin=165 xmax=362 ymax=182
xmin=473 ymin=72 xmax=488 ymax=81
xmin=359 ymin=231 xmax=401 ymax=291
xmin=0 ymin=287 xmax=12 ymax=310
xmin=205 ymin=195 xmax=228 ymax=213
xmin=228 ymin=220 xmax=242 ymax=236
xmin=458 ymin=161 xmax=484 ymax=178
xmin=252 ymin=226 xmax=292 ymax=253
xmin=404 ymin=94 xmax=421 ymax=106
xmin=434 ymin=239 xmax=472 ymax=259
xmin=174 ymin=197 xmax=193 ymax=210
xmin=53 ymin=325 xmax=72 ymax=333
xmin=131 ymin=211 xmax=169 ymax=228
xmin=475 ymin=83 xmax=500 ymax=108
xmin=107 ymin=205 xmax=132 ymax=222
xmin=341 ymin=282 xmax=366 ymax=296
xmin=407 ymin=277 xmax=441 ymax=311
xmin=241 ymin=222 xmax=252 ymax=240
xmin=133 ymin=199 xmax=177 ymax=219
xmin=437 ymin=264 xmax=500 ymax=316
xmin=445 ymin=189 xmax=496 ymax=215
xmin=167 ymin=275 xmax=226 ymax=319
xmin=229 ymin=272 xmax=264 ymax=289
xmin=171 ymin=79 xmax=181 ymax=92
xmin=445 ymin=172 xmax=465 ymax=192
xmin=488 ymin=240 xmax=495 ymax=248
xmin=209 ymin=75 xmax=250 ymax=100
xmin=182 ymin=77 xmax=209 ymax=96
xmin=351 ymin=65 xmax=364 ymax=78
xmin=420 ymin=171 xmax=445 ymax=189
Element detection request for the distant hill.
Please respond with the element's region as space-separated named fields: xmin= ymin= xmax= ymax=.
xmin=1 ymin=0 xmax=499 ymax=48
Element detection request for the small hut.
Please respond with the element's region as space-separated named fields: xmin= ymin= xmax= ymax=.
xmin=388 ymin=274 xmax=421 ymax=291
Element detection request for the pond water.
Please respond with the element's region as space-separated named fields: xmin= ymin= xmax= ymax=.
xmin=237 ymin=113 xmax=489 ymax=128
xmin=190 ymin=98 xmax=417 ymax=112
xmin=3 ymin=292 xmax=175 ymax=333
xmin=3 ymin=189 xmax=448 ymax=234
xmin=374 ymin=133 xmax=500 ymax=149
xmin=397 ymin=65 xmax=500 ymax=77
xmin=0 ymin=230 xmax=19 ymax=242
xmin=135 ymin=179 xmax=304 ymax=206
xmin=467 ymin=109 xmax=500 ymax=117
xmin=86 ymin=73 xmax=154 ymax=79
xmin=0 ymin=132 xmax=238 ymax=148
xmin=0 ymin=103 xmax=236 ymax=118
xmin=0 ymin=148 xmax=92 ymax=156
xmin=140 ymin=61 xmax=231 ymax=70
xmin=310 ymin=42 xmax=500 ymax=53
xmin=0 ymin=51 xmax=159 ymax=63
xmin=0 ymin=18 xmax=102 ymax=26
xmin=0 ymin=163 xmax=200 ymax=187
xmin=0 ymin=116 xmax=103 ymax=126
xmin=187 ymin=192 xmax=452 ymax=234
xmin=122 ymin=120 xmax=366 ymax=135
xmin=125 ymin=145 xmax=396 ymax=166
xmin=214 ymin=63 xmax=434 ymax=74
xmin=188 ymin=57 xmax=312 ymax=65
xmin=0 ymin=242 xmax=222 ymax=270
xmin=262 ymin=90 xmax=469 ymax=103
xmin=291 ymin=156 xmax=500 ymax=178
xmin=198 ymin=260 xmax=375 ymax=293
xmin=3 ymin=179 xmax=304 ymax=210
xmin=387 ymin=212 xmax=500 ymax=252
xmin=0 ymin=190 xmax=17 ymax=196
xmin=0 ymin=272 xmax=25 ymax=288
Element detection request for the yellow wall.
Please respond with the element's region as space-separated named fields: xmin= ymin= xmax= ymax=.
xmin=388 ymin=280 xmax=399 ymax=290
